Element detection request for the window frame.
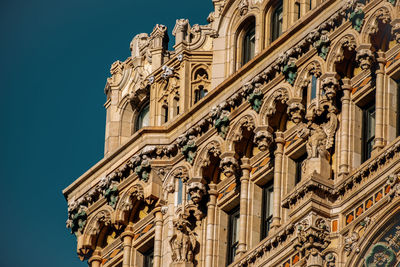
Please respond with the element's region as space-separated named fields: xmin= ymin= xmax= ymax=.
xmin=261 ymin=182 xmax=274 ymax=240
xmin=227 ymin=207 xmax=240 ymax=265
xmin=271 ymin=1 xmax=283 ymax=43
xmin=362 ymin=101 xmax=376 ymax=162
xmin=135 ymin=103 xmax=150 ymax=132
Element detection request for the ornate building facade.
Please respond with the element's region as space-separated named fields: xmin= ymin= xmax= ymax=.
xmin=63 ymin=0 xmax=400 ymax=266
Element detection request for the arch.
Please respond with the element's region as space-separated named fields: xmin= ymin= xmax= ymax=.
xmin=233 ymin=15 xmax=257 ymax=70
xmin=225 ymin=111 xmax=258 ymax=152
xmin=261 ymin=0 xmax=283 ymax=47
xmin=80 ymin=206 xmax=114 ymax=253
xmin=326 ymin=32 xmax=359 ymax=73
xmin=346 ymin=198 xmax=400 ymax=266
xmin=162 ymin=163 xmax=192 ymax=200
xmin=191 ymin=64 xmax=211 ymax=105
xmin=361 ymin=4 xmax=394 ymax=50
xmin=114 ymin=183 xmax=145 ymax=227
xmin=259 ymin=85 xmax=292 ymax=126
xmin=294 ymin=59 xmax=324 ymax=99
xmin=192 ymin=137 xmax=225 ymax=179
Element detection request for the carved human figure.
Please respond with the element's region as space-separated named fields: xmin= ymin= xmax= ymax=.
xmin=306 ymin=124 xmax=329 ymax=160
xmin=170 ymin=216 xmax=197 ymax=262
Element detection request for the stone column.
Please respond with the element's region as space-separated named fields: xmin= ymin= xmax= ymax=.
xmin=339 ymin=78 xmax=351 ymax=177
xmin=205 ymin=183 xmax=217 ymax=267
xmin=374 ymin=52 xmax=386 ymax=152
xmin=88 ymin=250 xmax=102 ymax=267
xmin=153 ymin=207 xmax=164 ymax=267
xmin=237 ymin=157 xmax=251 ymax=256
xmin=121 ymin=226 xmax=134 ymax=267
xmin=271 ymin=132 xmax=285 ymax=230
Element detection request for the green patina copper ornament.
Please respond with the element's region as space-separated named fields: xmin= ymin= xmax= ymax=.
xmin=214 ymin=113 xmax=230 ymax=139
xmin=104 ymin=184 xmax=119 ymax=208
xmin=248 ymin=89 xmax=263 ymax=113
xmin=181 ymin=138 xmax=197 ymax=164
xmin=282 ymin=61 xmax=297 ymax=85
xmin=350 ymin=8 xmax=365 ymax=32
xmin=71 ymin=210 xmax=87 ymax=235
xmin=365 ymin=243 xmax=396 ymax=267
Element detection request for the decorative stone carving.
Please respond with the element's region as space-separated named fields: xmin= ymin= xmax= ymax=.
xmin=266 ymin=88 xmax=289 ymax=117
xmin=287 ymin=102 xmax=305 ymax=124
xmin=365 ymin=243 xmax=396 ymax=266
xmin=324 ymin=252 xmax=336 ymax=267
xmin=349 ymin=3 xmax=365 ymax=32
xmin=103 ymin=180 xmax=119 ymax=209
xmin=134 ymin=155 xmax=151 ymax=182
xmin=107 ymin=61 xmax=124 ymax=88
xmin=314 ymin=31 xmax=330 ymax=60
xmin=238 ymin=0 xmax=249 ymax=16
xmin=386 ymin=173 xmax=400 ymax=200
xmin=177 ymin=134 xmax=197 ymax=165
xmin=294 ymin=217 xmax=330 ymax=267
xmin=66 ymin=204 xmax=87 ymax=235
xmin=282 ymin=57 xmax=298 ymax=85
xmin=254 ymin=130 xmax=273 ymax=152
xmin=211 ymin=105 xmax=230 ymax=139
xmin=170 ymin=215 xmax=197 ymax=263
xmin=356 ymin=48 xmax=374 ymax=70
xmin=247 ymin=88 xmax=263 ymax=113
xmin=344 ymin=231 xmax=360 ymax=256
xmin=220 ymin=156 xmax=239 ymax=178
xmin=321 ymin=76 xmax=339 ymax=100
xmin=162 ymin=65 xmax=175 ymax=80
xmin=388 ymin=0 xmax=396 ymax=5
xmin=187 ymin=182 xmax=206 ymax=204
xmin=391 ymin=19 xmax=400 ymax=43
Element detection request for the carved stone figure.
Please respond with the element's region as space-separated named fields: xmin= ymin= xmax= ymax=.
xmin=314 ymin=31 xmax=330 ymax=60
xmin=211 ymin=105 xmax=230 ymax=139
xmin=220 ymin=156 xmax=239 ymax=178
xmin=247 ymin=88 xmax=263 ymax=113
xmin=321 ymin=76 xmax=339 ymax=100
xmin=287 ymin=102 xmax=305 ymax=124
xmin=178 ymin=134 xmax=197 ymax=165
xmin=282 ymin=57 xmax=298 ymax=85
xmin=349 ymin=3 xmax=365 ymax=32
xmin=253 ymin=130 xmax=273 ymax=151
xmin=356 ymin=48 xmax=374 ymax=70
xmin=170 ymin=216 xmax=197 ymax=263
xmin=344 ymin=231 xmax=360 ymax=256
xmin=187 ymin=182 xmax=206 ymax=204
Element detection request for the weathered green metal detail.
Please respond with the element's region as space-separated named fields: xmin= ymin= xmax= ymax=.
xmin=282 ymin=61 xmax=297 ymax=85
xmin=365 ymin=243 xmax=396 ymax=267
xmin=182 ymin=141 xmax=196 ymax=165
xmin=314 ymin=34 xmax=330 ymax=60
xmin=67 ymin=209 xmax=87 ymax=236
xmin=214 ymin=111 xmax=230 ymax=139
xmin=104 ymin=183 xmax=119 ymax=208
xmin=248 ymin=89 xmax=263 ymax=113
xmin=135 ymin=157 xmax=151 ymax=182
xmin=388 ymin=0 xmax=396 ymax=5
xmin=349 ymin=7 xmax=364 ymax=32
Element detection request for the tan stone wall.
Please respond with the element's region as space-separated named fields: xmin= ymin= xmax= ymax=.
xmin=64 ymin=1 xmax=400 ymax=267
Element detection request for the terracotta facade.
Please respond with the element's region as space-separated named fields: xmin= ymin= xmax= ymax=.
xmin=63 ymin=1 xmax=400 ymax=266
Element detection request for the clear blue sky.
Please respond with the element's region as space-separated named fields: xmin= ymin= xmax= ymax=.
xmin=0 ymin=1 xmax=212 ymax=266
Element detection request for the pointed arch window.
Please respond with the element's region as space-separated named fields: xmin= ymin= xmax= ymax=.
xmin=271 ymin=1 xmax=283 ymax=42
xmin=136 ymin=104 xmax=150 ymax=131
xmin=194 ymin=85 xmax=208 ymax=103
xmin=242 ymin=22 xmax=256 ymax=65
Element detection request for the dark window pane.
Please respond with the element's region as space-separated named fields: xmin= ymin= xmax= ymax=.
xmin=311 ymin=75 xmax=317 ymax=100
xmin=136 ymin=104 xmax=150 ymax=131
xmin=143 ymin=248 xmax=154 ymax=267
xmin=227 ymin=208 xmax=240 ymax=265
xmin=362 ymin=103 xmax=375 ymax=162
xmin=271 ymin=1 xmax=283 ymax=42
xmin=242 ymin=23 xmax=255 ymax=65
xmin=261 ymin=182 xmax=273 ymax=240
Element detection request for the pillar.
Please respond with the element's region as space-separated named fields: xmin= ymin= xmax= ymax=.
xmin=153 ymin=207 xmax=164 ymax=267
xmin=374 ymin=52 xmax=386 ymax=152
xmin=339 ymin=78 xmax=351 ymax=177
xmin=271 ymin=132 xmax=285 ymax=230
xmin=237 ymin=157 xmax=251 ymax=256
xmin=121 ymin=227 xmax=134 ymax=267
xmin=88 ymin=250 xmax=102 ymax=267
xmin=205 ymin=183 xmax=217 ymax=267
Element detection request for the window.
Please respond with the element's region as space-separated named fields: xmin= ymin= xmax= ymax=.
xmin=143 ymin=248 xmax=154 ymax=267
xmin=294 ymin=153 xmax=307 ymax=184
xmin=227 ymin=208 xmax=240 ymax=265
xmin=362 ymin=102 xmax=375 ymax=162
xmin=271 ymin=1 xmax=283 ymax=42
xmin=311 ymin=74 xmax=317 ymax=100
xmin=136 ymin=104 xmax=150 ymax=131
xmin=242 ymin=23 xmax=255 ymax=65
xmin=261 ymin=183 xmax=273 ymax=240
xmin=173 ymin=97 xmax=180 ymax=116
xmin=294 ymin=2 xmax=301 ymax=20
xmin=162 ymin=104 xmax=168 ymax=123
xmin=176 ymin=178 xmax=183 ymax=206
xmin=194 ymin=85 xmax=208 ymax=103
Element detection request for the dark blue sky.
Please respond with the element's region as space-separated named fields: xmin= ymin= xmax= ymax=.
xmin=0 ymin=1 xmax=213 ymax=266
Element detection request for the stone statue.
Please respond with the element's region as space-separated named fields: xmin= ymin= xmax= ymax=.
xmin=170 ymin=216 xmax=197 ymax=262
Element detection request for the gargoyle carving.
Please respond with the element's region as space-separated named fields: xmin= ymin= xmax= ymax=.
xmin=220 ymin=156 xmax=239 ymax=178
xmin=254 ymin=130 xmax=274 ymax=152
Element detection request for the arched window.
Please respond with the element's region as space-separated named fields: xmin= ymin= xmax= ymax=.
xmin=271 ymin=1 xmax=283 ymax=42
xmin=194 ymin=85 xmax=208 ymax=103
xmin=242 ymin=22 xmax=256 ymax=65
xmin=136 ymin=104 xmax=149 ymax=131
